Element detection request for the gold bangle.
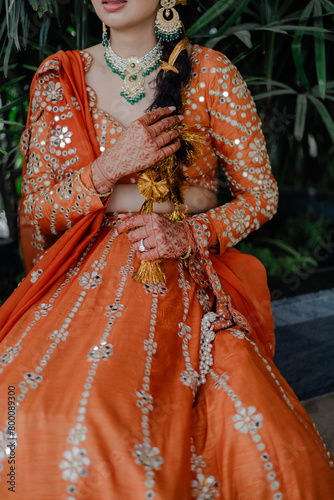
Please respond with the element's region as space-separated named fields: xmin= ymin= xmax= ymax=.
xmin=180 ymin=245 xmax=192 ymax=260
xmin=77 ymin=168 xmax=114 ymax=198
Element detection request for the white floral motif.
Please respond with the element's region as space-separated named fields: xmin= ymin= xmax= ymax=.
xmin=248 ymin=137 xmax=266 ymax=164
xmin=212 ymin=372 xmax=229 ymax=391
xmin=79 ymin=271 xmax=103 ymax=290
xmin=143 ymin=339 xmax=157 ymax=355
xmin=144 ymin=282 xmax=168 ymax=296
xmin=50 ymin=125 xmax=73 ymax=149
xmin=180 ymin=369 xmax=199 ymax=393
xmin=232 ymin=406 xmax=263 ymax=434
xmin=197 ymin=289 xmax=211 ymax=313
xmin=59 ymin=447 xmax=91 ymax=482
xmin=136 ymin=390 xmax=154 ymax=411
xmin=231 ymin=73 xmax=249 ymax=99
xmin=67 ymin=424 xmax=87 ymax=445
xmin=191 ymin=473 xmax=220 ymax=499
xmin=23 ymin=372 xmax=43 ymax=389
xmin=30 ymin=269 xmax=43 ymax=283
xmin=0 ymin=345 xmax=22 ymax=367
xmin=133 ymin=443 xmax=164 ymax=470
xmin=35 ymin=302 xmax=53 ymax=319
xmin=42 ymin=81 xmax=63 ymax=103
xmin=87 ymin=343 xmax=113 ymax=362
xmin=230 ymin=209 xmax=251 ymax=234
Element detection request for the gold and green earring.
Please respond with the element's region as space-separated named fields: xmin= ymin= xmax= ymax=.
xmin=102 ymin=22 xmax=109 ymax=48
xmin=155 ymin=0 xmax=183 ymax=42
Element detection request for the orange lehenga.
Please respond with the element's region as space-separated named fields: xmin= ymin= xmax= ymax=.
xmin=0 ymin=46 xmax=333 ymax=499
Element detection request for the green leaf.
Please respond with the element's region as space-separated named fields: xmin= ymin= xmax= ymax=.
xmin=314 ymin=0 xmax=326 ymax=99
xmin=0 ymin=147 xmax=9 ymax=156
xmin=253 ymin=89 xmax=297 ymax=100
xmin=208 ymin=0 xmax=252 ymax=39
xmin=0 ymin=75 xmax=26 ymax=93
xmin=0 ymin=95 xmax=29 ymax=116
xmin=294 ymin=94 xmax=308 ymax=142
xmin=291 ymin=1 xmax=315 ymax=92
xmin=308 ymin=95 xmax=334 ymax=143
xmin=187 ymin=0 xmax=237 ymax=36
xmin=233 ymin=30 xmax=252 ymax=48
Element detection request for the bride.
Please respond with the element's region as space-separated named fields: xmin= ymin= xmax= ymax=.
xmin=0 ymin=0 xmax=333 ymax=498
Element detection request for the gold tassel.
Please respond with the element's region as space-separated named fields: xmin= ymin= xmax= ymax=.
xmin=133 ymin=126 xmax=205 ymax=284
xmin=132 ymin=260 xmax=166 ymax=284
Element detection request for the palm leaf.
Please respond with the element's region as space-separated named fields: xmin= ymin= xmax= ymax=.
xmin=314 ymin=0 xmax=327 ymax=99
xmin=308 ymin=95 xmax=334 ymax=143
xmin=187 ymin=0 xmax=237 ymax=36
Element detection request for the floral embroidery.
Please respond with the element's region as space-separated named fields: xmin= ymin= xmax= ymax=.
xmin=87 ymin=343 xmax=113 ymax=362
xmin=133 ymin=443 xmax=164 ymax=470
xmin=0 ymin=345 xmax=22 ymax=368
xmin=232 ymin=406 xmax=263 ymax=434
xmin=23 ymin=372 xmax=43 ymax=389
xmin=67 ymin=424 xmax=88 ymax=445
xmin=231 ymin=72 xmax=249 ymax=99
xmin=180 ymin=369 xmax=199 ymax=392
xmin=191 ymin=473 xmax=220 ymax=499
xmin=78 ymin=271 xmax=103 ymax=290
xmin=50 ymin=125 xmax=73 ymax=149
xmin=144 ymin=282 xmax=168 ymax=296
xmin=190 ymin=442 xmax=220 ymax=499
xmin=197 ymin=289 xmax=212 ymax=313
xmin=248 ymin=137 xmax=266 ymax=164
xmin=42 ymin=81 xmax=63 ymax=103
xmin=59 ymin=447 xmax=91 ymax=482
xmin=230 ymin=209 xmax=251 ymax=234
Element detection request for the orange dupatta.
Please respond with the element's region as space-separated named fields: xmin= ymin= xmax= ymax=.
xmin=0 ymin=50 xmax=106 ymax=340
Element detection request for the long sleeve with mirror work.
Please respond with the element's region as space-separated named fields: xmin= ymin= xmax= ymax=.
xmin=183 ymin=48 xmax=278 ymax=278
xmin=20 ymin=57 xmax=105 ymax=264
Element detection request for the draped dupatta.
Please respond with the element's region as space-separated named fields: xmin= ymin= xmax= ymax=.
xmin=0 ymin=51 xmax=106 ymax=340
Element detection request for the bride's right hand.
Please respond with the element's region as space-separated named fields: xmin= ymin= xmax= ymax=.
xmin=91 ymin=106 xmax=183 ymax=194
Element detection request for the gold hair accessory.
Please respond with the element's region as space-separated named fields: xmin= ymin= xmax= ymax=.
xmin=77 ymin=168 xmax=114 ymax=199
xmin=161 ymin=37 xmax=190 ymax=76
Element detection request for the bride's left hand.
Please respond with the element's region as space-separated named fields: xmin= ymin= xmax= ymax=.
xmin=117 ymin=213 xmax=189 ymax=260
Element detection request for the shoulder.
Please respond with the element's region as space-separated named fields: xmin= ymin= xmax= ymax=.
xmin=35 ymin=49 xmax=91 ymax=78
xmin=191 ymin=45 xmax=235 ymax=74
xmin=190 ymin=45 xmax=251 ymax=101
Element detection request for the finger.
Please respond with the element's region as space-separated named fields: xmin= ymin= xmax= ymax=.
xmin=153 ymin=139 xmax=181 ymax=162
xmin=149 ymin=115 xmax=183 ymax=138
xmin=117 ymin=213 xmax=153 ymax=234
xmin=154 ymin=129 xmax=180 ymax=149
xmin=127 ymin=226 xmax=150 ymax=244
xmin=138 ymin=106 xmax=177 ymax=127
xmin=137 ymin=248 xmax=160 ymax=261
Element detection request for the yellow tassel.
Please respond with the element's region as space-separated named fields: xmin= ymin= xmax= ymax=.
xmin=133 ymin=260 xmax=166 ymax=284
xmin=133 ymin=125 xmax=204 ymax=284
xmin=137 ymin=170 xmax=170 ymax=201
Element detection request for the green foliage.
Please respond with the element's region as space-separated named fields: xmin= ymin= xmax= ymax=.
xmin=238 ymin=207 xmax=333 ymax=276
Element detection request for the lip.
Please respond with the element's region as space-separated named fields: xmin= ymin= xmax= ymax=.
xmin=102 ymin=1 xmax=127 ymax=12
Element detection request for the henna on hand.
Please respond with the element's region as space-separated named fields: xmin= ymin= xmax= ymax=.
xmin=91 ymin=107 xmax=183 ymax=194
xmin=117 ymin=213 xmax=189 ymax=260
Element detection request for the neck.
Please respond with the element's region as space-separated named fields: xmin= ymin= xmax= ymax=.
xmin=109 ymin=25 xmax=158 ymax=59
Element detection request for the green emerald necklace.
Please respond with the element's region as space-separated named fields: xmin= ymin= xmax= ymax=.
xmin=103 ymin=40 xmax=163 ymax=105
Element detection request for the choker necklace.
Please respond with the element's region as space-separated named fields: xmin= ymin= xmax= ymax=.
xmin=104 ymin=40 xmax=163 ymax=105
